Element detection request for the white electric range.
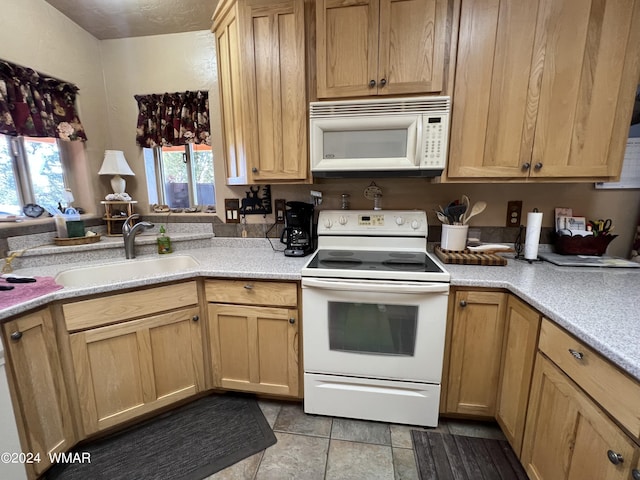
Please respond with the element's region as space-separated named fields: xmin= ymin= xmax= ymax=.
xmin=301 ymin=210 xmax=450 ymax=427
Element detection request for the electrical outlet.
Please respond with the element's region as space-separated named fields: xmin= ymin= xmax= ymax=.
xmin=275 ymin=199 xmax=286 ymax=224
xmin=506 ymin=200 xmax=523 ymax=227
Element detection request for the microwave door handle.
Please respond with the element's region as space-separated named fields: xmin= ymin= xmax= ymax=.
xmin=302 ymin=278 xmax=449 ymax=294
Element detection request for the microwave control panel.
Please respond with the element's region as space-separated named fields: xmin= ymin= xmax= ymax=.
xmin=421 ymin=115 xmax=449 ymax=168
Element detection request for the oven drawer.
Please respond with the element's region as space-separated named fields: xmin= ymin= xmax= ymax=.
xmin=204 ymin=279 xmax=297 ymax=307
xmin=539 ymin=319 xmax=640 ymax=438
xmin=304 ymin=373 xmax=441 ymax=427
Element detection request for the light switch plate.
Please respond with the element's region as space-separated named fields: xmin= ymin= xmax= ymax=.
xmin=224 ymin=199 xmax=240 ymax=224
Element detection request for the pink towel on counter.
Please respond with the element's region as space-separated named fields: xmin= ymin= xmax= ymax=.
xmin=0 ymin=276 xmax=63 ymax=310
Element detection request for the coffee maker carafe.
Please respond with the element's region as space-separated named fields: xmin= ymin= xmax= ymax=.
xmin=280 ymin=201 xmax=314 ymax=257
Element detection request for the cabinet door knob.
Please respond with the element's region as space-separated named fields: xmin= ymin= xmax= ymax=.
xmin=522 ymin=162 xmax=531 ymax=171
xmin=251 ymin=167 xmax=258 ymax=173
xmin=631 ymin=468 xmax=640 ymax=480
xmin=568 ymin=348 xmax=584 ymax=360
xmin=192 ymin=315 xmax=199 ymax=322
xmin=289 ymin=318 xmax=296 ymax=324
xmin=459 ymin=300 xmax=467 ymax=307
xmin=607 ymin=450 xmax=623 ymax=465
xmin=244 ymin=284 xmax=254 ymax=290
xmin=534 ymin=162 xmax=543 ymax=170
xmin=379 ymin=78 xmax=387 ymax=87
xmin=10 ymin=331 xmax=22 ymax=341
xmin=369 ymin=79 xmax=376 ymax=88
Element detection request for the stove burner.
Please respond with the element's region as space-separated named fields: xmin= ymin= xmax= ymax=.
xmin=327 ymin=251 xmax=355 ymax=257
xmin=319 ymin=259 xmax=363 ymax=268
xmin=381 ymin=260 xmax=425 ymax=270
xmin=389 ymin=252 xmax=419 ymax=258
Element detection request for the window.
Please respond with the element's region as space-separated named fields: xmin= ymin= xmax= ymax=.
xmin=0 ymin=134 xmax=67 ymax=215
xmin=144 ymin=143 xmax=215 ymax=209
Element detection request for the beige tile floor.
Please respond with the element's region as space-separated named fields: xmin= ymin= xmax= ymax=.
xmin=208 ymin=400 xmax=506 ymax=480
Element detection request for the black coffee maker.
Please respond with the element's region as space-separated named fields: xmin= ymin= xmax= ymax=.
xmin=280 ymin=201 xmax=315 ymax=257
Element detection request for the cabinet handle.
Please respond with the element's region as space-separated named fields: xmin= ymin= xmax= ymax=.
xmin=192 ymin=315 xmax=199 ymax=322
xmin=251 ymin=167 xmax=258 ymax=173
xmin=459 ymin=300 xmax=467 ymax=307
xmin=244 ymin=284 xmax=254 ymax=290
xmin=631 ymin=469 xmax=640 ymax=480
xmin=568 ymin=348 xmax=584 ymax=360
xmin=289 ymin=318 xmax=296 ymax=324
xmin=379 ymin=78 xmax=387 ymax=87
xmin=369 ymin=79 xmax=376 ymax=88
xmin=534 ymin=162 xmax=543 ymax=170
xmin=521 ymin=162 xmax=531 ymax=171
xmin=10 ymin=331 xmax=22 ymax=341
xmin=607 ymin=450 xmax=623 ymax=465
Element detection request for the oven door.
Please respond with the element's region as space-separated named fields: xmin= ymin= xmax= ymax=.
xmin=301 ymin=277 xmax=449 ymax=383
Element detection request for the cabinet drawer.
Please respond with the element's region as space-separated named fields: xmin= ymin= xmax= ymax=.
xmin=63 ymin=281 xmax=198 ymax=331
xmin=539 ymin=319 xmax=640 ymax=439
xmin=204 ymin=279 xmax=297 ymax=307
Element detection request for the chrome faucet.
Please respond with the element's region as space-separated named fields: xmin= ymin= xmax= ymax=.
xmin=122 ymin=214 xmax=154 ymax=259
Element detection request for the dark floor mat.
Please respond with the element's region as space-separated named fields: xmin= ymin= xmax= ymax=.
xmin=411 ymin=430 xmax=528 ymax=480
xmin=46 ymin=393 xmax=277 ymax=480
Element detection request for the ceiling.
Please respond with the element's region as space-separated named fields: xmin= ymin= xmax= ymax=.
xmin=45 ymin=0 xmax=219 ymax=40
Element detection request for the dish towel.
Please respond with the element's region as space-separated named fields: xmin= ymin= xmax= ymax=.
xmin=0 ymin=277 xmax=63 ymax=310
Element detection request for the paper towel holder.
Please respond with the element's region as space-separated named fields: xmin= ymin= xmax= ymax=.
xmin=514 ymin=213 xmax=544 ymax=264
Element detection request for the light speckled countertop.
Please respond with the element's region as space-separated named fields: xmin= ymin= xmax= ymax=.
xmin=1 ymin=239 xmax=639 ymax=382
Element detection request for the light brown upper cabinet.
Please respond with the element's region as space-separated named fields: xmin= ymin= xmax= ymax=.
xmin=447 ymin=0 xmax=640 ymax=181
xmin=315 ymin=0 xmax=450 ymax=98
xmin=213 ymin=0 xmax=309 ymax=184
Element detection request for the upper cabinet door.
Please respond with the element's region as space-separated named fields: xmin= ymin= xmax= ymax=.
xmin=244 ymin=1 xmax=308 ymax=181
xmin=529 ymin=0 xmax=640 ymax=178
xmin=448 ymin=0 xmax=541 ymax=178
xmin=448 ymin=0 xmax=640 ymax=181
xmin=316 ymin=0 xmax=448 ymax=98
xmin=316 ymin=0 xmax=380 ymax=98
xmin=377 ymin=0 xmax=447 ymax=95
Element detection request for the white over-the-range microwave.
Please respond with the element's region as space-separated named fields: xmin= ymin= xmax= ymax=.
xmin=309 ymin=96 xmax=450 ymax=178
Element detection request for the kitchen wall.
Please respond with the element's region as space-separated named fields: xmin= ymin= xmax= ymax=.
xmin=0 ymin=0 xmax=109 ymax=213
xmin=99 ymin=31 xmax=218 ymax=209
xmin=2 ymin=0 xmax=639 ymax=259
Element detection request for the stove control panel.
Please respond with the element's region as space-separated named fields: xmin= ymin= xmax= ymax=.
xmin=317 ymin=210 xmax=427 ymax=237
xmin=358 ymin=214 xmax=384 ymax=226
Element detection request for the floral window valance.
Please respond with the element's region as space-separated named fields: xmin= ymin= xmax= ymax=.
xmin=134 ymin=90 xmax=210 ymax=148
xmin=0 ymin=59 xmax=87 ymax=141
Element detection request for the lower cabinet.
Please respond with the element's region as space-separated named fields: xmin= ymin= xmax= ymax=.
xmin=69 ymin=306 xmax=205 ymax=435
xmin=205 ymin=279 xmax=300 ymax=397
xmin=522 ymin=354 xmax=639 ymax=480
xmin=445 ymin=290 xmax=507 ymax=416
xmin=1 ymin=308 xmax=75 ymax=478
xmin=495 ymin=295 xmax=541 ymax=457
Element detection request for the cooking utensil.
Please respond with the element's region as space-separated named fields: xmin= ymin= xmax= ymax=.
xmin=446 ymin=204 xmax=467 ymax=224
xmin=463 ymin=201 xmax=487 ymax=224
xmin=435 ymin=211 xmax=450 ymax=224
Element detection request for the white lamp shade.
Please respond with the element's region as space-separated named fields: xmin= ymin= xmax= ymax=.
xmin=99 ymin=150 xmax=135 ymax=176
xmin=99 ymin=150 xmax=135 ymax=194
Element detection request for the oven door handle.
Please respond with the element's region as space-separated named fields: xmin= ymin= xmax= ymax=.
xmin=301 ymin=278 xmax=449 ymax=294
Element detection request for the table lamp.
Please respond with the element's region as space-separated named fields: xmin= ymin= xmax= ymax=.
xmin=99 ymin=150 xmax=135 ymax=194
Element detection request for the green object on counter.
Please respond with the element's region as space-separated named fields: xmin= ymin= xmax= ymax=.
xmin=66 ymin=220 xmax=85 ymax=238
xmin=157 ymin=225 xmax=172 ymax=254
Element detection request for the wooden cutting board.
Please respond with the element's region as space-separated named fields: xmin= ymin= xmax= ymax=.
xmin=435 ymin=245 xmax=508 ymax=266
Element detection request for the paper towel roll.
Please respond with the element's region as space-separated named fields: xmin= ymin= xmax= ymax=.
xmin=524 ymin=211 xmax=543 ymax=260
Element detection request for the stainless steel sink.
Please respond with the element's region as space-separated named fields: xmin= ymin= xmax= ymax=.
xmin=55 ymin=255 xmax=199 ymax=287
